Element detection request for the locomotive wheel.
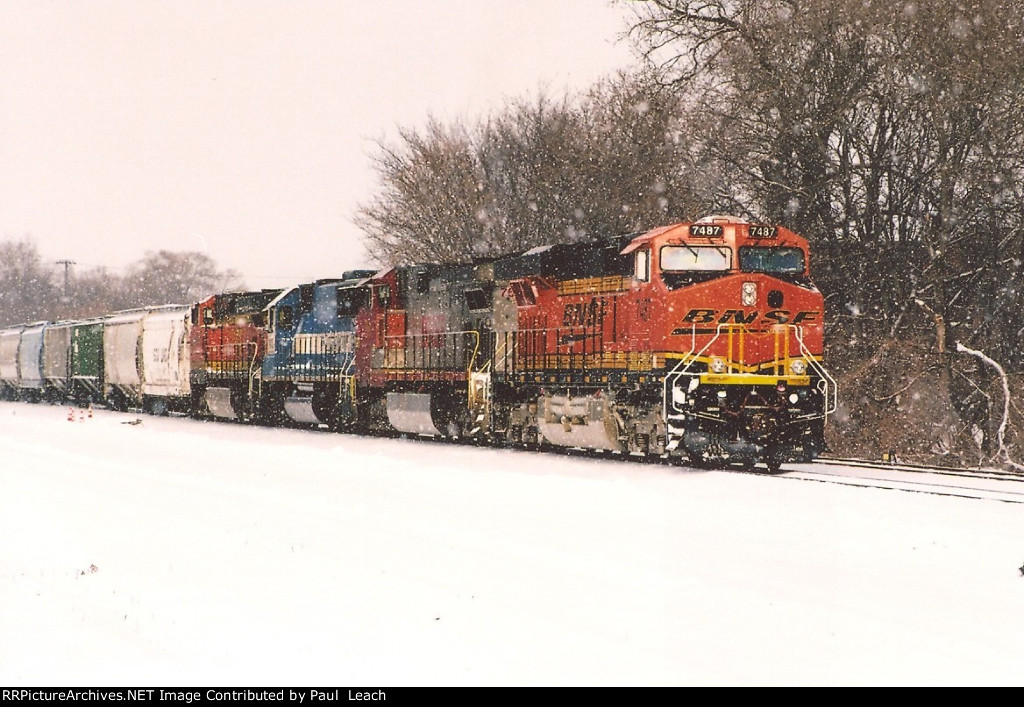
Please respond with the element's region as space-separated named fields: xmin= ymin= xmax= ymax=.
xmin=764 ymin=444 xmax=785 ymax=474
xmin=260 ymin=394 xmax=288 ymax=427
xmin=504 ymin=425 xmax=521 ymax=447
xmin=445 ymin=419 xmax=463 ymax=440
xmin=687 ymin=456 xmax=710 ymax=470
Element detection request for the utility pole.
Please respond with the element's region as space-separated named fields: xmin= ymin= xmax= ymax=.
xmin=55 ymin=259 xmax=75 ymax=304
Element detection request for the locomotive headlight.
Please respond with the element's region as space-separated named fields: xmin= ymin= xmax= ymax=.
xmin=741 ymin=281 xmax=757 ymax=306
xmin=789 ymin=359 xmax=807 ymax=375
xmin=789 ymin=393 xmax=799 ymax=404
xmin=710 ymin=357 xmax=727 ymax=374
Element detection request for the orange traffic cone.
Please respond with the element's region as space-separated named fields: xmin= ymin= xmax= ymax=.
xmin=67 ymin=408 xmax=75 ymax=422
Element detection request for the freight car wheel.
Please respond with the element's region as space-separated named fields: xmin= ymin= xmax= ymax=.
xmin=145 ymin=396 xmax=168 ymax=416
xmin=107 ymin=391 xmax=127 ymax=412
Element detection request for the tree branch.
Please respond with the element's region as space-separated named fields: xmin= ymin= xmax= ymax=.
xmin=955 ymin=341 xmax=1024 ymax=472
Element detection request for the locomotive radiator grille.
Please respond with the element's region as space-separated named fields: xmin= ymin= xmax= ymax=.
xmin=557 ymin=275 xmax=631 ymax=296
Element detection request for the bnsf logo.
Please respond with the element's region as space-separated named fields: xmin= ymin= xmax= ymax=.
xmin=563 ymin=298 xmax=605 ymax=327
xmin=681 ymin=308 xmax=820 ymax=325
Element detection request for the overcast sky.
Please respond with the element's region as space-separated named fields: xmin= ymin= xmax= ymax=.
xmin=0 ymin=1 xmax=638 ymax=289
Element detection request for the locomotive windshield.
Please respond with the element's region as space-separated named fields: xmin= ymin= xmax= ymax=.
xmin=660 ymin=245 xmax=731 ymax=271
xmin=739 ymin=246 xmax=805 ymax=274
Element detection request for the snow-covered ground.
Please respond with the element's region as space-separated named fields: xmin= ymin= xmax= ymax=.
xmin=2 ymin=401 xmax=1023 ymax=686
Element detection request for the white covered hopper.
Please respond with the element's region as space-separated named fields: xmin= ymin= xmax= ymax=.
xmin=17 ymin=323 xmax=47 ymax=392
xmin=0 ymin=326 xmax=25 ymax=395
xmin=103 ymin=309 xmax=148 ymax=407
xmin=141 ymin=305 xmax=192 ymax=403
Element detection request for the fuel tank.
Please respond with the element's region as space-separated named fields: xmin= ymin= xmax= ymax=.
xmin=536 ymin=393 xmax=622 ymax=452
xmin=385 ymin=392 xmax=453 ymax=436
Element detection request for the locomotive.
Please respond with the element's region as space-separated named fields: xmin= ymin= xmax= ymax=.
xmin=0 ymin=216 xmax=835 ymax=472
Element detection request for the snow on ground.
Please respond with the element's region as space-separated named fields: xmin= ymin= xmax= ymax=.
xmin=2 ymin=400 xmax=1024 ymax=686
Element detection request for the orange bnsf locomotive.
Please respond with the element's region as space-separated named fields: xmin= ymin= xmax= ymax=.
xmin=0 ymin=216 xmax=835 ymax=472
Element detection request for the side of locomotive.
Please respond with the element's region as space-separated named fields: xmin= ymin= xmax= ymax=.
xmin=353 ymin=261 xmax=497 ymax=437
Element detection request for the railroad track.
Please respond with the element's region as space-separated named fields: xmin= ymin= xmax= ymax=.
xmin=469 ymin=443 xmax=1024 ymax=504
xmin=199 ymin=418 xmax=1024 ymax=504
xmin=779 ymin=458 xmax=1024 ymax=504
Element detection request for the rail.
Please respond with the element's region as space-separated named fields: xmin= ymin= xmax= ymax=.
xmin=204 ymin=340 xmax=259 ymax=378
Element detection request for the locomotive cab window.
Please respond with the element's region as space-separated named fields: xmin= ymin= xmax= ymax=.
xmin=375 ymin=284 xmax=391 ymax=309
xmin=634 ymin=250 xmax=650 ymax=282
xmin=464 ymin=288 xmax=491 ymax=312
xmin=660 ymin=245 xmax=731 ymax=272
xmin=337 ymin=287 xmax=367 ymax=317
xmin=508 ymin=281 xmax=536 ymax=307
xmin=277 ymin=306 xmax=293 ymax=328
xmin=739 ymin=246 xmax=805 ymax=274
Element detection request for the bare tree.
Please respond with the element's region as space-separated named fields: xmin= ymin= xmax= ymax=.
xmin=119 ymin=251 xmax=243 ymax=309
xmin=356 ymin=73 xmax=700 ymax=265
xmin=65 ymin=266 xmax=124 ymax=319
xmin=0 ymin=239 xmax=59 ymax=326
xmin=0 ymin=242 xmax=243 ymax=325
